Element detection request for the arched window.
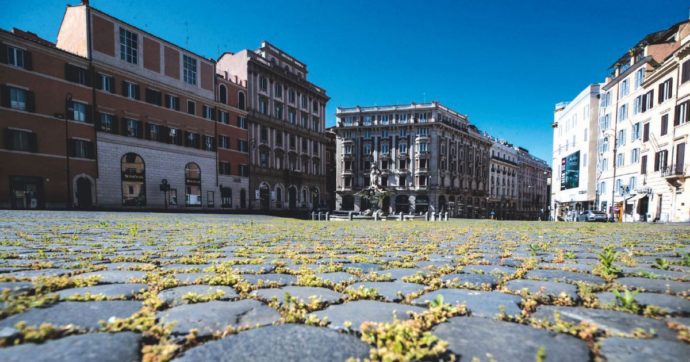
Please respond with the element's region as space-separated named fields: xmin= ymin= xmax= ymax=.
xmin=121 ymin=153 xmax=146 ymax=206
xmin=185 ymin=163 xmax=202 ymax=206
xmin=219 ymin=84 xmax=227 ymax=104
xmin=238 ymin=91 xmax=245 ymax=110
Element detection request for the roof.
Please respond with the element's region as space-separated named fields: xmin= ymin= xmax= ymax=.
xmin=609 ymin=19 xmax=690 ymax=69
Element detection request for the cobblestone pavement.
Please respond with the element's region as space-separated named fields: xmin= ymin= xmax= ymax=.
xmin=0 ymin=211 xmax=689 ymax=361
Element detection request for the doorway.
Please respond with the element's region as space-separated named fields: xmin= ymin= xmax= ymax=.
xmin=288 ymin=187 xmax=297 ymax=210
xmin=76 ymin=177 xmax=93 ymax=209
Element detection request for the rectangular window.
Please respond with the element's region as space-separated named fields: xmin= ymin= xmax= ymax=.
xmin=288 ymin=108 xmax=296 ymax=124
xmin=203 ymin=135 xmax=214 ymax=151
xmin=3 ymin=129 xmax=36 ymax=152
xmin=145 ymin=88 xmax=162 ymax=106
xmin=218 ymin=135 xmax=229 ymax=149
xmin=237 ymin=116 xmax=248 ymax=129
xmin=301 ymin=113 xmax=307 ymax=128
xmin=643 ymin=123 xmax=649 ymax=142
xmin=65 ymin=64 xmax=88 ymax=85
xmin=676 ymin=101 xmax=689 ymax=126
xmin=259 ymin=97 xmax=268 ymax=114
xmin=219 ymin=161 xmax=231 ymax=175
xmin=641 ymin=155 xmax=647 ymax=174
xmin=147 ymin=123 xmax=160 ymax=141
xmin=218 ymin=111 xmax=229 ymax=124
xmin=259 ymin=76 xmax=268 ymax=92
xmin=634 ymin=68 xmax=644 ymax=89
xmin=8 ymin=87 xmax=27 ymax=111
xmin=658 ymin=78 xmax=673 ymax=103
xmin=122 ymin=81 xmax=139 ymax=100
xmin=98 ymin=113 xmax=116 ymax=132
xmin=203 ymin=105 xmax=214 ymax=120
xmin=183 ymin=55 xmax=197 ymax=85
xmin=419 ymin=142 xmax=428 ymax=153
xmin=185 ymin=132 xmax=200 ymax=148
xmin=69 ymin=101 xmax=88 ymax=122
xmin=274 ymin=103 xmax=283 ymax=119
xmin=274 ymin=83 xmax=282 ymax=98
xmin=6 ymin=45 xmax=25 ymax=68
xmin=661 ymin=114 xmax=669 ymax=136
xmin=119 ymin=27 xmax=138 ymax=64
xmin=124 ymin=119 xmax=142 ymax=138
xmin=187 ymin=100 xmax=196 ymax=115
xmin=239 ymin=164 xmax=249 ymax=177
xmin=165 ymin=95 xmax=180 ymax=110
xmin=642 ymin=90 xmax=654 ymax=112
xmin=238 ymin=140 xmax=248 ymax=152
xmin=631 ymin=122 xmax=640 ymax=140
xmin=399 ymin=143 xmax=407 ymax=153
xmin=69 ymin=139 xmax=94 ymax=159
xmin=381 ymin=143 xmax=389 ymax=155
xmin=683 ymin=60 xmax=690 ymax=84
xmin=620 ymin=79 xmax=629 ymax=97
xmin=619 ymin=104 xmax=627 ymax=121
xmin=631 ymin=148 xmax=639 ymax=164
xmin=617 ymin=129 xmax=626 ymax=146
xmin=288 ymin=89 xmax=296 ymax=104
xmin=98 ymin=74 xmax=115 ymax=93
xmin=168 ymin=128 xmax=182 ymax=145
xmin=633 ymin=96 xmax=642 ymax=114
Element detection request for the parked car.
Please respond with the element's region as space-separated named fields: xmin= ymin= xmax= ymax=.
xmin=576 ymin=210 xmax=607 ymax=222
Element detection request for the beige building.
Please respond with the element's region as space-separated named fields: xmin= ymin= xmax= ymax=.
xmin=551 ymin=84 xmax=600 ymax=221
xmin=488 ymin=139 xmax=518 ymax=219
xmin=599 ymin=19 xmax=690 ymax=222
xmin=333 ymin=102 xmax=491 ymax=218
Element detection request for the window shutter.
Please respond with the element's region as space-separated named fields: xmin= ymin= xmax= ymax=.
xmin=120 ymin=118 xmax=128 ymax=136
xmin=641 ymin=94 xmax=647 ymax=112
xmin=85 ymin=68 xmax=92 ymax=87
xmin=85 ymin=104 xmax=92 ymax=123
xmin=641 ymin=155 xmax=647 ymax=174
xmin=145 ymin=123 xmax=151 ymax=140
xmin=3 ymin=129 xmax=12 ymax=149
xmin=64 ymin=63 xmax=74 ymax=82
xmin=121 ymin=81 xmax=128 ymax=97
xmin=88 ymin=141 xmax=95 ymax=159
xmin=137 ymin=121 xmax=144 ymax=139
xmin=675 ymin=105 xmax=681 ymax=126
xmin=134 ymin=85 xmax=140 ymax=100
xmin=649 ymin=90 xmax=654 ymax=108
xmin=0 ymin=85 xmax=9 ymax=108
xmin=669 ymin=80 xmax=673 ymax=98
xmin=0 ymin=43 xmax=7 ymax=64
xmin=677 ymin=143 xmax=685 ymax=173
xmin=654 ymin=152 xmax=660 ymax=171
xmin=23 ymin=51 xmax=32 ymax=70
xmin=67 ymin=139 xmax=75 ymax=157
xmin=109 ymin=76 xmax=116 ymax=93
xmin=658 ymin=84 xmax=663 ymax=103
xmin=175 ymin=97 xmax=180 ymax=111
xmin=26 ymin=91 xmax=35 ymax=112
xmin=112 ymin=116 xmax=120 ymax=134
xmin=29 ymin=132 xmax=37 ymax=152
xmin=165 ymin=95 xmax=170 ymax=108
xmin=98 ymin=74 xmax=104 ymax=90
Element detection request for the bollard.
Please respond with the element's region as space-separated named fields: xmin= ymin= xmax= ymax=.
xmin=312 ymin=212 xmax=316 ymax=221
xmin=325 ymin=212 xmax=329 ymax=221
xmin=374 ymin=212 xmax=379 ymax=221
xmin=349 ymin=211 xmax=354 ymax=221
xmin=444 ymin=212 xmax=448 ymax=221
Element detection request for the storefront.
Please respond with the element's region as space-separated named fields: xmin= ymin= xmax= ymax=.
xmin=9 ymin=176 xmax=44 ymax=209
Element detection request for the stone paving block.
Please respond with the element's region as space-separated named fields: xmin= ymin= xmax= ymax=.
xmin=0 ymin=281 xmax=33 ymax=296
xmin=505 ymin=279 xmax=579 ymax=301
xmin=173 ymin=324 xmax=370 ymax=362
xmin=0 ymin=332 xmax=142 ymax=362
xmin=526 ymin=269 xmax=605 ymax=285
xmin=158 ymin=300 xmax=280 ymax=336
xmin=56 ymin=283 xmax=148 ymax=299
xmin=77 ymin=270 xmax=146 ymax=284
xmin=315 ymin=272 xmax=358 ymax=284
xmin=598 ymin=337 xmax=690 ymax=362
xmin=242 ymin=273 xmax=297 ymax=286
xmin=531 ymin=306 xmax=677 ymax=340
xmin=311 ymin=300 xmax=424 ymax=331
xmin=158 ymin=285 xmax=238 ymax=307
xmin=463 ymin=264 xmax=517 ymax=276
xmin=442 ymin=273 xmax=498 ymax=288
xmin=0 ymin=301 xmax=142 ymax=331
xmin=345 ymin=281 xmax=425 ymax=302
xmin=615 ymin=277 xmax=690 ymax=294
xmin=433 ymin=317 xmax=590 ymax=362
xmin=252 ymin=286 xmax=343 ymax=304
xmin=596 ymin=292 xmax=690 ymax=316
xmin=413 ymin=289 xmax=522 ymax=318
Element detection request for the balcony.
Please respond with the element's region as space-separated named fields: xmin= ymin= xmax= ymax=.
xmin=662 ymin=163 xmax=687 ymax=185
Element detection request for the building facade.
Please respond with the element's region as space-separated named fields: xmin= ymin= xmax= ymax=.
xmin=551 ymin=84 xmax=600 ymax=221
xmin=333 ymin=102 xmax=492 ymax=218
xmin=1 ymin=2 xmax=250 ymax=210
xmin=217 ymin=42 xmax=329 ymax=211
xmin=598 ymin=20 xmax=690 ymax=222
xmin=488 ymin=139 xmax=518 ymax=219
xmin=516 ymin=147 xmax=551 ymax=220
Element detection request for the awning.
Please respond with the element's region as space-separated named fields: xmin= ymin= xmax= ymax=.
xmin=625 ymin=194 xmax=647 ymax=203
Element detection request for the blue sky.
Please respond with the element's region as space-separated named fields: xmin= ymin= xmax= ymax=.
xmin=2 ymin=0 xmax=688 ymax=161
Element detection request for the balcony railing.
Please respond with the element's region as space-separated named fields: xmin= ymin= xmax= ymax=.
xmin=661 ymin=163 xmax=687 ymax=178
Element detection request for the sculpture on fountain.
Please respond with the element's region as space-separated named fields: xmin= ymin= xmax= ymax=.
xmin=355 ymin=166 xmax=390 ymax=218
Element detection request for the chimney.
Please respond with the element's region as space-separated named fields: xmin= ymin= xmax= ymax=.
xmin=82 ymin=0 xmax=90 ymax=5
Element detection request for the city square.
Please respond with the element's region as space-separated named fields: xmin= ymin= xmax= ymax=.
xmin=0 ymin=211 xmax=689 ymax=361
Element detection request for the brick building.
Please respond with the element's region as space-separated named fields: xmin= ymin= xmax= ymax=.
xmin=1 ymin=2 xmax=250 ymax=210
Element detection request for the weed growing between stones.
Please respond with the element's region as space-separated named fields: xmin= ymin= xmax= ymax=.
xmin=2 ymin=322 xmax=80 ymax=346
xmin=594 ymin=246 xmax=621 ymax=280
xmin=345 ymin=286 xmax=383 ymax=301
xmin=181 ymin=290 xmax=226 ymax=304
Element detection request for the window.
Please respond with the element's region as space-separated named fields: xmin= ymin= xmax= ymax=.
xmin=642 ymin=90 xmax=654 ymax=112
xmin=344 ymin=144 xmax=352 ymax=155
xmin=276 ymin=131 xmax=283 ymax=147
xmin=69 ymin=101 xmax=88 ymax=122
xmin=661 ymin=114 xmax=669 ymax=136
xmin=633 ymin=96 xmax=642 ymax=114
xmin=168 ymin=128 xmax=182 ymax=145
xmin=631 ymin=122 xmax=640 ymax=140
xmin=147 ymin=123 xmax=161 ymax=141
xmin=8 ymin=87 xmax=27 ymax=111
xmin=119 ymin=28 xmax=138 ymax=64
xmin=274 ymin=83 xmax=282 ymax=98
xmin=274 ymin=103 xmax=283 ymax=119
xmin=617 ymin=129 xmax=626 ymax=146
xmin=363 ymin=116 xmax=372 ymax=126
xmin=301 ymin=94 xmax=307 ymax=109
xmin=260 ymin=127 xmax=268 ymax=142
xmin=620 ymin=79 xmax=629 ymax=98
xmin=124 ymin=119 xmax=142 ymax=138
xmin=203 ymin=105 xmax=214 ymax=120
xmin=629 ymin=176 xmax=637 ymax=192
xmin=65 ymin=64 xmax=88 ymax=85
xmin=69 ymin=139 xmax=94 ymax=159
xmin=219 ymin=161 xmax=231 ymax=175
xmin=260 ymin=150 xmax=269 ymax=168
xmin=364 ymin=144 xmax=372 ymax=155
xmin=183 ymin=55 xmax=197 ymax=85
xmin=145 ymin=88 xmax=162 ymax=106
xmin=98 ymin=113 xmax=116 ymax=133
xmin=187 ymin=100 xmax=196 ymax=115
xmin=300 ymin=113 xmax=307 ymax=128
xmin=658 ymin=78 xmax=673 ymax=103
xmin=619 ymin=104 xmax=627 ymax=121
xmin=641 ymin=155 xmax=647 ymax=174
xmin=238 ymin=140 xmax=248 ymax=152
xmin=165 ymin=95 xmax=180 ymax=110
xmin=400 ymin=128 xmax=408 ymax=137
xmin=600 ymin=92 xmax=610 ymax=107
xmin=3 ymin=129 xmax=36 ymax=152
xmin=218 ymin=111 xmax=229 ymax=124
xmin=259 ymin=76 xmax=268 ymax=92
xmin=237 ymin=116 xmax=247 ymax=129
xmin=676 ymin=101 xmax=690 ymax=126
xmin=184 ymin=163 xmax=202 ymax=206
xmin=288 ymin=108 xmax=296 ymax=124
xmin=185 ymin=132 xmax=200 ymax=148
xmin=122 ymin=81 xmax=139 ymax=100
xmin=654 ymin=150 xmax=668 ymax=171
xmin=399 ymin=143 xmax=407 ymax=153
xmin=634 ymin=68 xmax=644 ymax=89
xmin=239 ymin=164 xmax=249 ymax=177
xmin=259 ymin=97 xmax=268 ymax=114
xmin=599 ymin=114 xmax=610 ymax=130
xmin=99 ymin=74 xmax=115 ymax=92
xmin=288 ymin=89 xmax=295 ymax=104
xmin=202 ymin=135 xmax=214 ymax=151
xmin=219 ymin=85 xmax=227 ymax=104
xmin=683 ymin=60 xmax=690 ymax=84
xmin=313 ymin=100 xmax=319 ymax=113
xmin=238 ymin=92 xmax=245 ymax=110
xmin=218 ymin=135 xmax=229 ymax=149
xmin=631 ymin=148 xmax=639 ymax=164
xmin=121 ymin=153 xmax=145 ymax=206
xmin=312 ymin=117 xmax=319 ymax=131
xmin=419 ymin=142 xmax=428 ymax=153
xmin=5 ymin=45 xmax=26 ymax=68
xmin=643 ymin=123 xmax=649 ymax=142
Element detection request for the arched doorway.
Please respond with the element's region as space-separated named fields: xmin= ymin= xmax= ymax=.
xmin=240 ymin=189 xmax=247 ymax=208
xmin=275 ymin=186 xmax=283 ymax=208
xmin=184 ymin=163 xmax=202 ymax=206
xmin=259 ymin=183 xmax=270 ymax=210
xmin=76 ymin=177 xmax=93 ymax=209
xmin=121 ymin=153 xmax=146 ymax=206
xmin=288 ymin=186 xmax=297 ymax=210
